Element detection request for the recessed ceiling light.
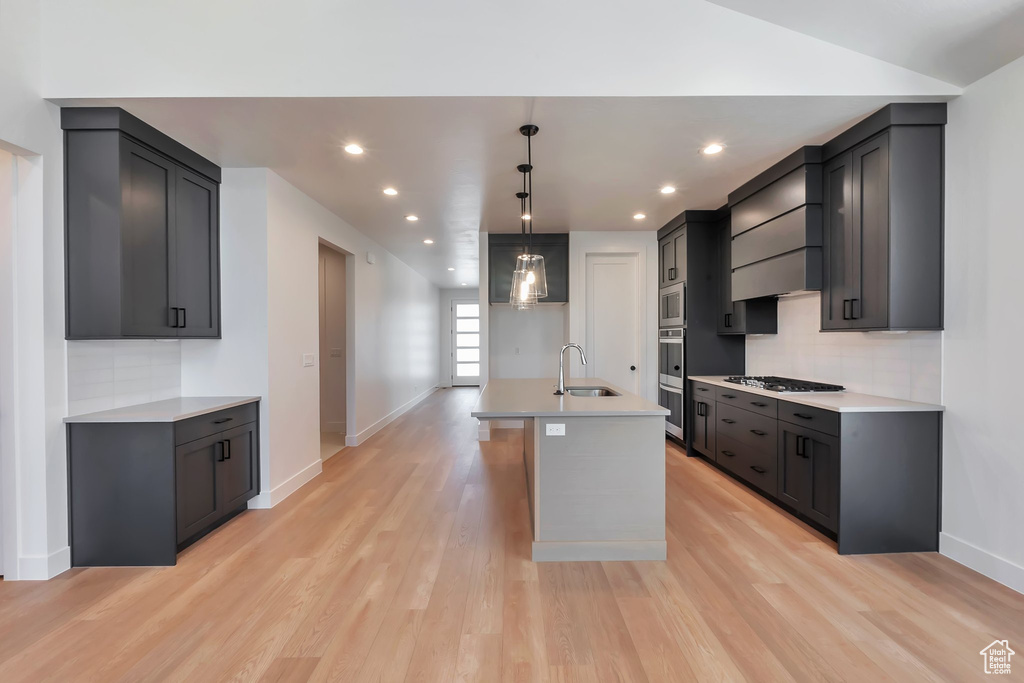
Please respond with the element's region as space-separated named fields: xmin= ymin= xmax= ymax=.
xmin=701 ymin=143 xmax=725 ymax=155
xmin=382 ymin=187 xmax=398 ymax=196
xmin=405 ymin=215 xmax=419 ymax=222
xmin=660 ymin=186 xmax=676 ymax=194
xmin=521 ymin=213 xmax=531 ymax=220
xmin=447 ymin=267 xmax=455 ymax=271
xmin=634 ymin=213 xmax=646 ymax=220
xmin=423 ymin=239 xmax=434 ymax=245
xmin=343 ymin=143 xmax=364 ymax=155
xmin=461 ymin=282 xmax=468 ymax=286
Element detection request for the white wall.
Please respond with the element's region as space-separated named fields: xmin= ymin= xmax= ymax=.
xmin=39 ymin=0 xmax=958 ymax=98
xmin=489 ymin=306 xmax=568 ymax=380
xmin=567 ymin=231 xmax=659 ymax=403
xmin=438 ymin=287 xmax=480 ymax=388
xmin=184 ymin=170 xmax=439 ymax=507
xmin=67 ymin=341 xmax=181 ymax=415
xmin=745 ymin=293 xmax=942 ymax=403
xmin=940 ymin=54 xmax=1024 ymax=593
xmin=0 ymin=0 xmax=69 ymax=580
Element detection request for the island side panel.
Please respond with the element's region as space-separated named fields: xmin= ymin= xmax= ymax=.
xmin=838 ymin=411 xmax=942 ymax=554
xmin=534 ymin=415 xmax=666 ymax=560
xmin=522 ymin=417 xmax=538 ymax=539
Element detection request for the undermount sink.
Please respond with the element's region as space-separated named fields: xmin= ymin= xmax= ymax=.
xmin=564 ymin=386 xmax=620 ymax=397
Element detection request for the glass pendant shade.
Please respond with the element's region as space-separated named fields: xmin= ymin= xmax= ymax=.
xmin=509 ymin=253 xmax=548 ymax=305
xmin=509 ymin=260 xmax=538 ymax=308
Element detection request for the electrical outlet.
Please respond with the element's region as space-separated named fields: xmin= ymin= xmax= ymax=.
xmin=302 ymin=353 xmax=315 ymax=367
xmin=545 ymin=423 xmax=566 ymax=437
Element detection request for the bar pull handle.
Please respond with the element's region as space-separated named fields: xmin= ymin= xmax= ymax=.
xmin=850 ymin=298 xmax=860 ymax=320
xmin=170 ymin=307 xmax=180 ymax=328
xmin=843 ymin=299 xmax=852 ymax=320
xmin=721 ymin=419 xmax=736 ymax=425
xmin=224 ymin=439 xmax=231 ymax=460
xmin=750 ymin=465 xmax=767 ymax=474
xmin=213 ymin=417 xmax=233 ymax=425
xmin=750 ymin=429 xmax=766 ymax=436
xmin=750 ymin=401 xmax=768 ymax=408
xmin=796 ymin=436 xmax=808 ymax=458
xmin=216 ymin=442 xmax=226 ymax=462
xmin=668 ymin=267 xmax=676 ymax=281
xmin=721 ymin=450 xmax=736 ymax=458
xmin=793 ymin=413 xmax=814 ymax=420
xmin=721 ymin=394 xmax=736 ymax=399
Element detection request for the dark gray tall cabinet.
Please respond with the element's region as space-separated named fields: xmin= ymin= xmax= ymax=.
xmin=820 ymin=104 xmax=945 ymax=331
xmin=63 ymin=107 xmax=221 ymax=339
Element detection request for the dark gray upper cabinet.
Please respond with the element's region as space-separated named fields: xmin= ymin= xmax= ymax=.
xmin=488 ymin=233 xmax=569 ymax=304
xmin=63 ymin=107 xmax=221 ymax=339
xmin=716 ymin=211 xmax=778 ymax=335
xmin=727 ymin=147 xmax=823 ymax=301
xmin=821 ymin=104 xmax=945 ymax=331
xmin=658 ymin=227 xmax=686 ymax=288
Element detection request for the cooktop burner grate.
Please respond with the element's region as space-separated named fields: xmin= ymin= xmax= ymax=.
xmin=723 ymin=376 xmax=846 ymax=393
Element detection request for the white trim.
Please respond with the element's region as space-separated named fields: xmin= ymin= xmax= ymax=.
xmin=477 ymin=421 xmax=491 ymax=442
xmin=344 ymin=386 xmax=438 ymax=447
xmin=247 ymin=458 xmax=323 ymax=509
xmin=940 ymin=532 xmax=1024 ymax=595
xmin=16 ymin=545 xmax=71 ymax=580
xmin=531 ymin=540 xmax=667 ymax=562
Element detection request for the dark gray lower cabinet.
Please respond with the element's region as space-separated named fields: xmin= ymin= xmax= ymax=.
xmin=778 ymin=424 xmax=839 ymax=533
xmin=69 ymin=403 xmax=260 ymax=566
xmin=689 ymin=381 xmax=940 ymax=554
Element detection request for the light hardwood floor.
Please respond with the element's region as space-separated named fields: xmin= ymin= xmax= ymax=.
xmin=1 ymin=387 xmax=1021 ymax=681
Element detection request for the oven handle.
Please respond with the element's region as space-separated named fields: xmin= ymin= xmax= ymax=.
xmin=658 ymin=383 xmax=683 ymax=395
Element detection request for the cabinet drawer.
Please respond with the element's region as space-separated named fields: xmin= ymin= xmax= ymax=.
xmin=716 ymin=434 xmax=778 ymax=498
xmin=779 ymin=401 xmax=839 ymax=437
xmin=715 ymin=387 xmax=778 ymax=418
xmin=175 ymin=402 xmax=259 ymax=446
xmin=717 ymin=403 xmax=777 ymax=453
xmin=692 ymin=381 xmax=717 ymax=400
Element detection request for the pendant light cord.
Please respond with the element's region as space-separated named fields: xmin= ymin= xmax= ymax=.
xmin=527 ymin=132 xmax=533 ymax=252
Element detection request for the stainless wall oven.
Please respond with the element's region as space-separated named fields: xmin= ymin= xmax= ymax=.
xmin=658 ymin=383 xmax=684 ymax=440
xmin=659 ymin=282 xmax=685 ymax=328
xmin=658 ymin=328 xmax=684 ymax=389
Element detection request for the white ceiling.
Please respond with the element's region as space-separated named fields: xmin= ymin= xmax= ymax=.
xmin=708 ymin=0 xmax=1024 ymax=86
xmin=56 ymin=96 xmax=945 ymax=288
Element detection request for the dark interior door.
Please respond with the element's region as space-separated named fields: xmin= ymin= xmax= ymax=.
xmin=175 ymin=433 xmax=222 ymax=543
xmin=220 ymin=423 xmax=259 ymax=512
xmin=822 ymin=152 xmax=853 ymax=329
xmin=120 ymin=138 xmax=177 ymax=337
xmin=174 ymin=166 xmax=220 ymax=337
xmin=850 ymin=133 xmax=890 ymax=329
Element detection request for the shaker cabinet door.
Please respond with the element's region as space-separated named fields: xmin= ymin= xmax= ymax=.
xmin=220 ymin=423 xmax=259 ymax=512
xmin=822 ymin=152 xmax=853 ymax=330
xmin=175 ymin=434 xmax=222 ymax=543
xmin=120 ymin=139 xmax=178 ymax=337
xmin=174 ymin=166 xmax=221 ymax=337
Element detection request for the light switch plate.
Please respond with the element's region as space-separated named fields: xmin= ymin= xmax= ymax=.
xmin=302 ymin=353 xmax=315 ymax=367
xmin=545 ymin=423 xmax=566 ymax=437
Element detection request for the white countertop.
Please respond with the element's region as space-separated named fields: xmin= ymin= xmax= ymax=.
xmin=64 ymin=396 xmax=261 ymax=423
xmin=472 ymin=378 xmax=669 ymax=418
xmin=689 ymin=376 xmax=943 ymax=413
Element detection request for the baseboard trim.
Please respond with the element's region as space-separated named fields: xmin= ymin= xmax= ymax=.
xmin=247 ymin=459 xmax=323 ymax=510
xmin=940 ymin=532 xmax=1024 ymax=595
xmin=532 ymin=540 xmax=667 ymax=562
xmin=16 ymin=545 xmax=71 ymax=581
xmin=346 ymin=386 xmax=438 ymax=447
xmin=478 ymin=420 xmax=491 ymax=442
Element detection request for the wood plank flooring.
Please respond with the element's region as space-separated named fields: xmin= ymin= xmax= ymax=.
xmin=1 ymin=387 xmax=1021 ymax=681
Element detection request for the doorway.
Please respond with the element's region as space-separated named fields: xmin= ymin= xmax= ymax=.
xmin=318 ymin=242 xmax=349 ymax=460
xmin=585 ymin=252 xmax=641 ymax=395
xmin=451 ymin=300 xmax=481 ymax=386
xmin=0 ymin=147 xmax=16 ymax=576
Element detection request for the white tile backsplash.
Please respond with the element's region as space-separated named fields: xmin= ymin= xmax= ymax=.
xmin=745 ymin=292 xmax=942 ymax=403
xmin=67 ymin=340 xmax=182 ymax=415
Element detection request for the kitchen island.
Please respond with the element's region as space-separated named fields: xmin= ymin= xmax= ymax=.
xmin=472 ymin=378 xmax=669 ymax=562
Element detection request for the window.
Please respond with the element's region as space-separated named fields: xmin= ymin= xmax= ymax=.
xmin=452 ymin=300 xmax=481 ymax=386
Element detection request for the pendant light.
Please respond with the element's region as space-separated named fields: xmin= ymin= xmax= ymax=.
xmin=509 ymin=124 xmax=548 ymax=308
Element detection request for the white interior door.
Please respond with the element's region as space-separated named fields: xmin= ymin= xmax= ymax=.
xmin=585 ymin=253 xmax=640 ymax=394
xmin=452 ymin=300 xmax=481 ymax=386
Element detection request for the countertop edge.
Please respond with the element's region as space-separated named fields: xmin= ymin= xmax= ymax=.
xmin=64 ymin=396 xmax=262 ymax=424
xmin=688 ymin=377 xmax=944 ymax=413
xmin=472 ymin=410 xmax=669 ymax=418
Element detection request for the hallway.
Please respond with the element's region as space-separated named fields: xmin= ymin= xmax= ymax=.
xmin=0 ymin=387 xmax=1020 ymax=681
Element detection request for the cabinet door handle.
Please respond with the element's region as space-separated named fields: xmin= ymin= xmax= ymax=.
xmin=721 ymin=394 xmax=736 ymax=399
xmin=216 ymin=442 xmax=226 ymax=462
xmin=843 ymin=299 xmax=852 ymax=320
xmin=170 ymin=307 xmax=180 ymax=328
xmin=213 ymin=417 xmax=233 ymax=424
xmin=750 ymin=429 xmax=766 ymax=436
xmin=695 ymin=402 xmax=703 ymax=417
xmin=630 ymin=365 xmax=636 ymax=371
xmin=696 ymin=387 xmax=709 ymax=392
xmin=668 ymin=267 xmax=676 ymax=281
xmin=796 ymin=436 xmax=808 ymax=458
xmin=751 ymin=401 xmax=768 ymax=408
xmin=721 ymin=450 xmax=736 ymax=457
xmin=793 ymin=413 xmax=814 ymax=420
xmin=750 ymin=465 xmax=767 ymax=474
xmin=673 ymin=365 xmax=680 ymax=371
xmin=223 ymin=439 xmax=231 ymax=460
xmin=178 ymin=307 xmax=186 ymax=328
xmin=721 ymin=418 xmax=736 ymax=424
xmin=850 ymin=298 xmax=860 ymax=320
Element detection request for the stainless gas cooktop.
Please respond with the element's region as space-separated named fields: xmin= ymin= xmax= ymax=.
xmin=723 ymin=376 xmax=845 ymax=393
